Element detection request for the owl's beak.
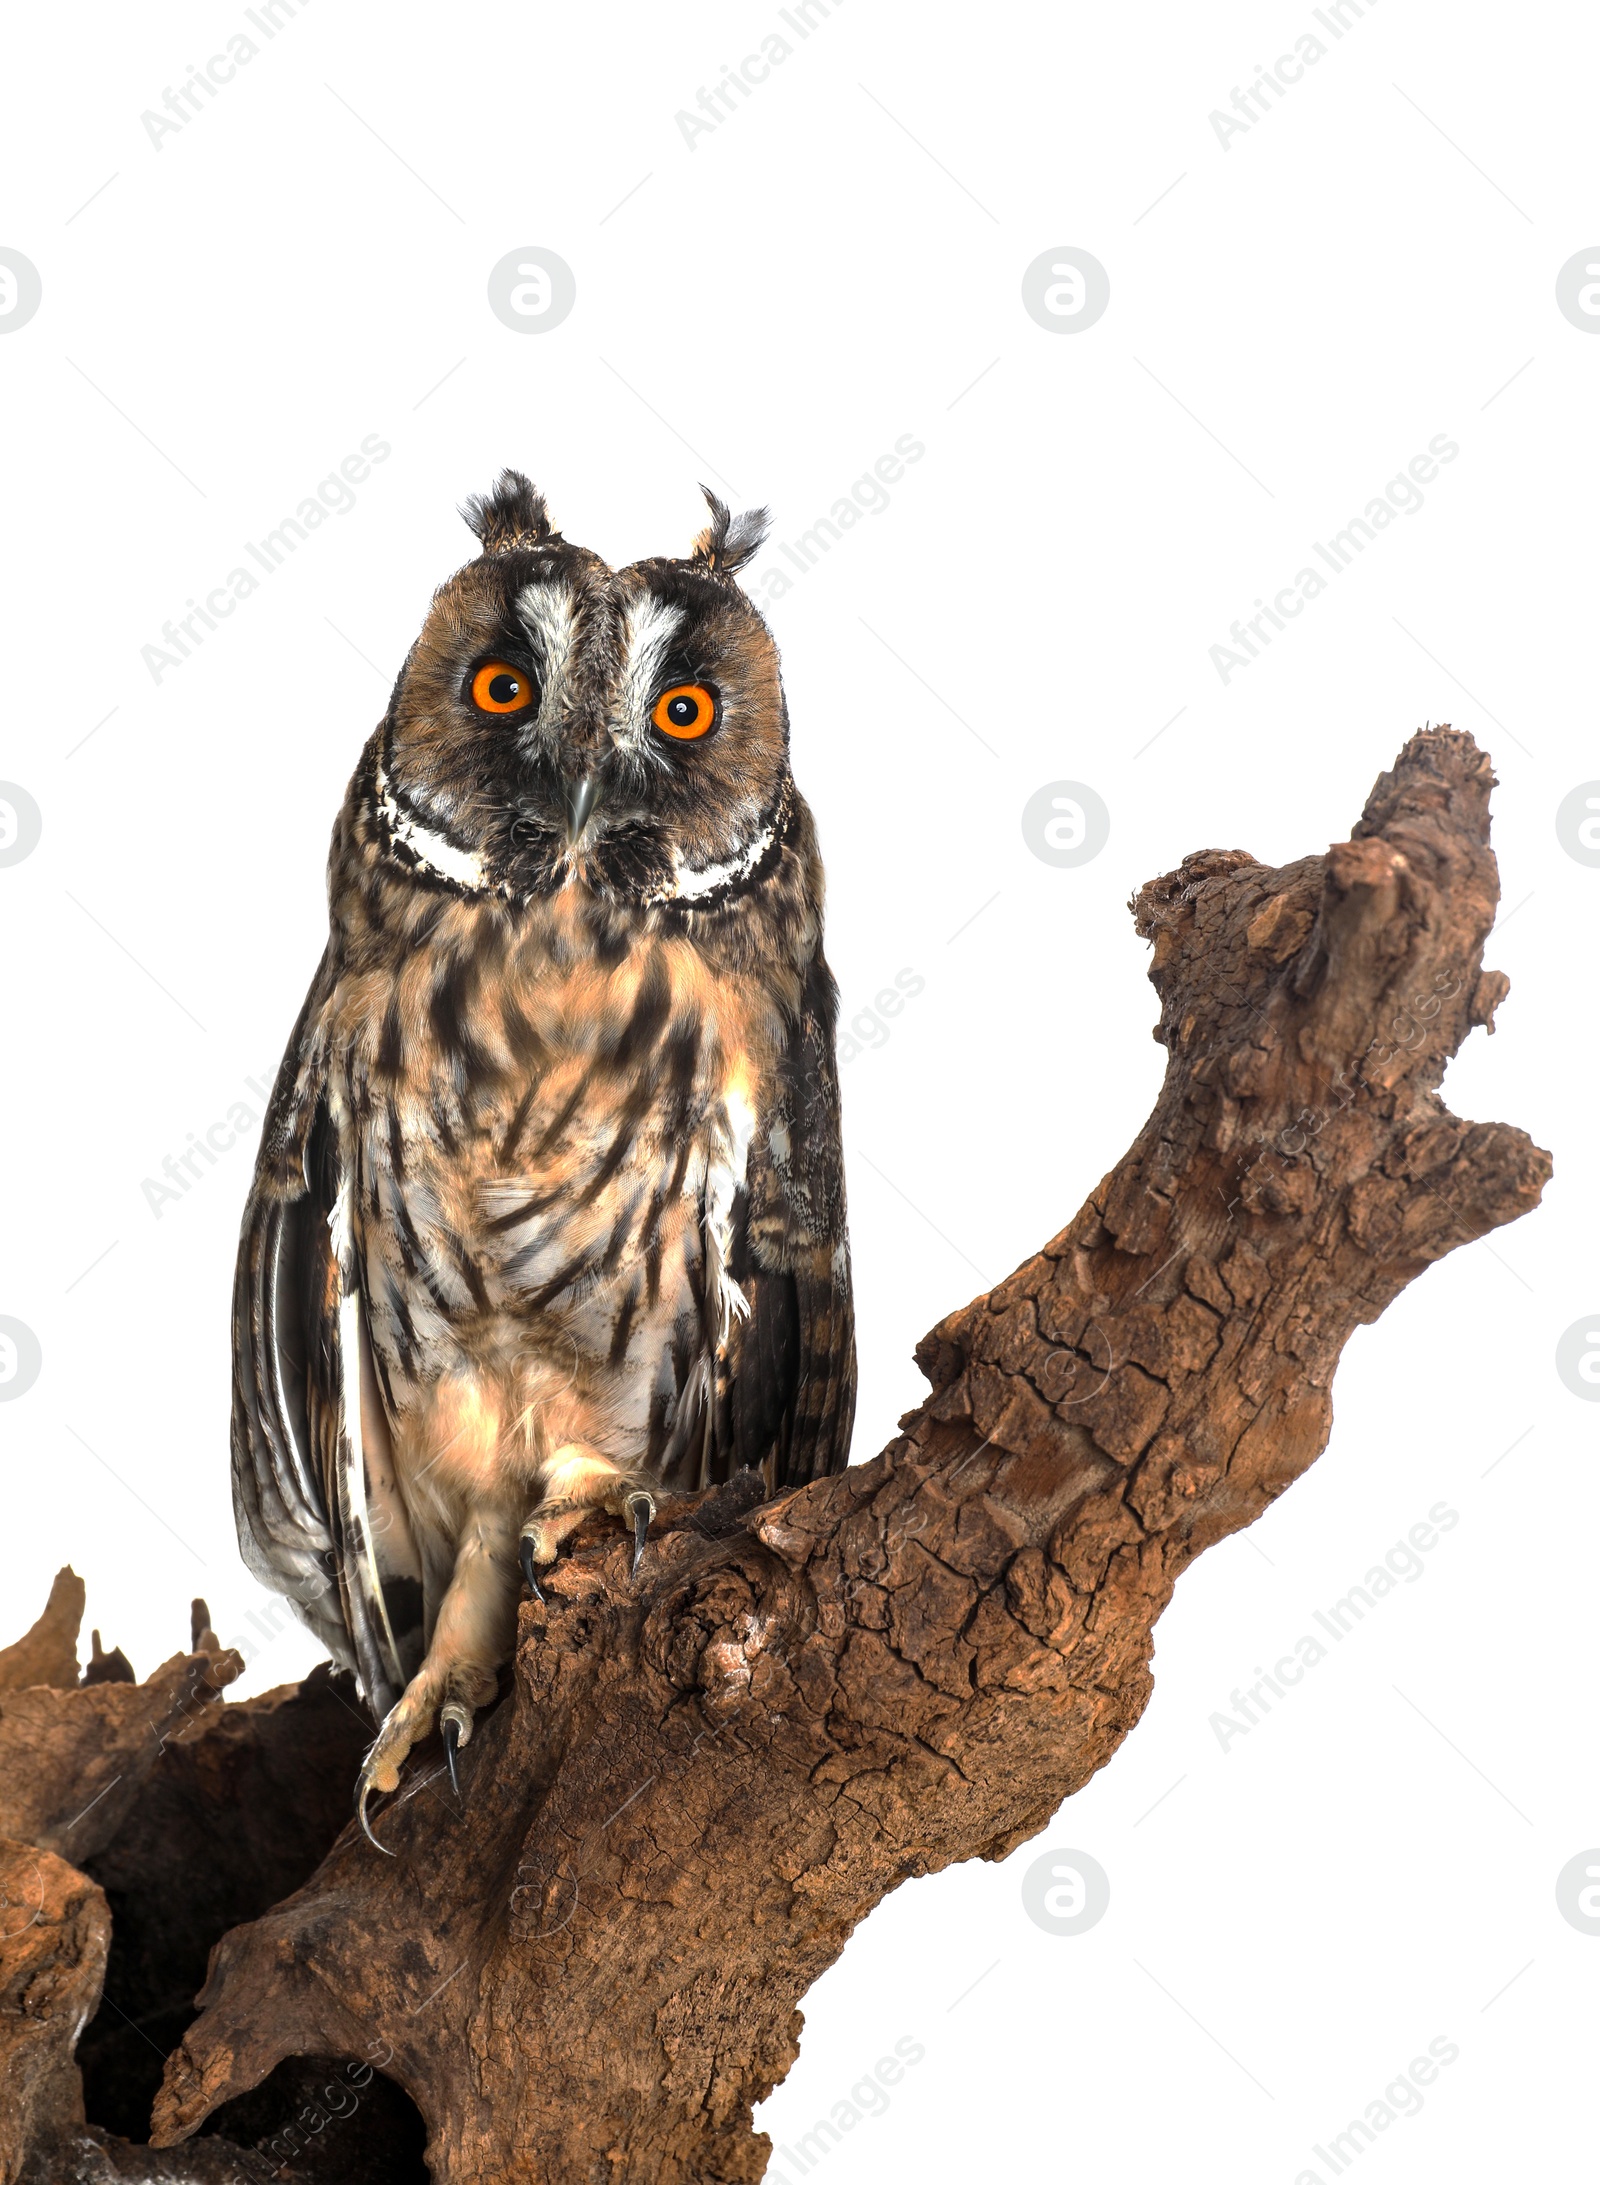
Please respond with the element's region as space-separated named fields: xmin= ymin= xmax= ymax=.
xmin=563 ymin=772 xmax=603 ymax=846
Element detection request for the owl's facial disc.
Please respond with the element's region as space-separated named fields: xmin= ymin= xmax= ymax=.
xmin=381 ymin=524 xmax=791 ymax=908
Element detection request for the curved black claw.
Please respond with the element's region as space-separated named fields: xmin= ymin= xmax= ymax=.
xmin=442 ymin=1715 xmax=462 ymax=1801
xmin=354 ymin=1771 xmax=396 ymax=1857
xmin=519 ymin=1534 xmax=545 ymax=1602
xmin=626 ymin=1491 xmax=656 ymax=1576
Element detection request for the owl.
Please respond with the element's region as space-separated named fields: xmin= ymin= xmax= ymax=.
xmin=231 ymin=473 xmax=856 ymax=1843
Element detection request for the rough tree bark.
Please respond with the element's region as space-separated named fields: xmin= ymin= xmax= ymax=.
xmin=1 ymin=728 xmax=1549 ymax=2185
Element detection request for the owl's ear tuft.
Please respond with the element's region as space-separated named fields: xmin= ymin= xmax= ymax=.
xmin=686 ymin=485 xmax=770 ymax=578
xmin=461 ymin=469 xmax=561 ymax=555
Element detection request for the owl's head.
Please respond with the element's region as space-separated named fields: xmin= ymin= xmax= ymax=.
xmin=372 ymin=471 xmax=794 ymax=912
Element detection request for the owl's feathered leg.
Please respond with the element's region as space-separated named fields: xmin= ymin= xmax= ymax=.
xmin=355 ymin=1510 xmax=516 ymax=1849
xmin=519 ymin=1443 xmax=657 ymax=1582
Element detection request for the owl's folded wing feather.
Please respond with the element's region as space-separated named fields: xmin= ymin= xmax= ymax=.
xmin=716 ymin=954 xmax=857 ymax=1489
xmin=231 ymin=960 xmax=405 ymax=1716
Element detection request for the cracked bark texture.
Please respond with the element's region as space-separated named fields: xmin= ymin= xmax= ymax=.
xmin=4 ymin=728 xmax=1550 ymax=2184
xmin=0 ymin=1586 xmax=379 ymax=2183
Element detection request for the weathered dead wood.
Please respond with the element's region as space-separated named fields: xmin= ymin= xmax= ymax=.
xmin=0 ymin=1647 xmax=243 ymax=1870
xmin=0 ymin=727 xmax=1550 ymax=2184
xmin=0 ymin=1569 xmax=85 ymax=1695
xmin=0 ymin=1836 xmax=276 ymax=2184
xmin=0 ymin=1838 xmax=108 ymax=2181
xmin=75 ymin=1664 xmax=375 ymax=2146
xmin=0 ymin=1590 xmax=378 ymax=2182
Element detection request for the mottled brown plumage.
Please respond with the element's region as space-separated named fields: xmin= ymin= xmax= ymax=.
xmin=231 ymin=474 xmax=854 ymax=1831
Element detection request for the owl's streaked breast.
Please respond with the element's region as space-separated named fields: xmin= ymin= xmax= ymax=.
xmin=325 ymin=887 xmax=785 ymax=1486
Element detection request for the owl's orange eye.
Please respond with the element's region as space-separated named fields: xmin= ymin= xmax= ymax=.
xmin=651 ymin=683 xmax=717 ymax=740
xmin=471 ymin=661 xmax=535 ymax=714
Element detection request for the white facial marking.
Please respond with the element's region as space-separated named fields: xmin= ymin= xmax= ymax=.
xmin=375 ymin=761 xmax=490 ymax=891
xmin=514 ymin=576 xmax=579 ymax=737
xmin=650 ymin=814 xmax=777 ymax=905
xmin=615 ymin=594 xmax=685 ymax=750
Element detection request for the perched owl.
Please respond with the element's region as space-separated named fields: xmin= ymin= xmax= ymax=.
xmin=231 ymin=473 xmax=855 ymax=1842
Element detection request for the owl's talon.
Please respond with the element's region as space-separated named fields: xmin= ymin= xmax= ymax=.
xmin=354 ymin=1770 xmax=396 ymax=1857
xmin=518 ymin=1533 xmax=545 ymax=1602
xmin=440 ymin=1701 xmax=471 ymax=1800
xmin=354 ymin=1686 xmax=436 ymax=1852
xmin=625 ymin=1490 xmax=656 ymax=1575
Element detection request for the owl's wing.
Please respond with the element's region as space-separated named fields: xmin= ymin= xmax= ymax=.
xmin=715 ymin=955 xmax=857 ymax=1490
xmin=231 ymin=960 xmax=407 ymax=1717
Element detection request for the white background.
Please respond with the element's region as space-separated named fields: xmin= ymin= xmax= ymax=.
xmin=0 ymin=3 xmax=1595 ymax=2178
